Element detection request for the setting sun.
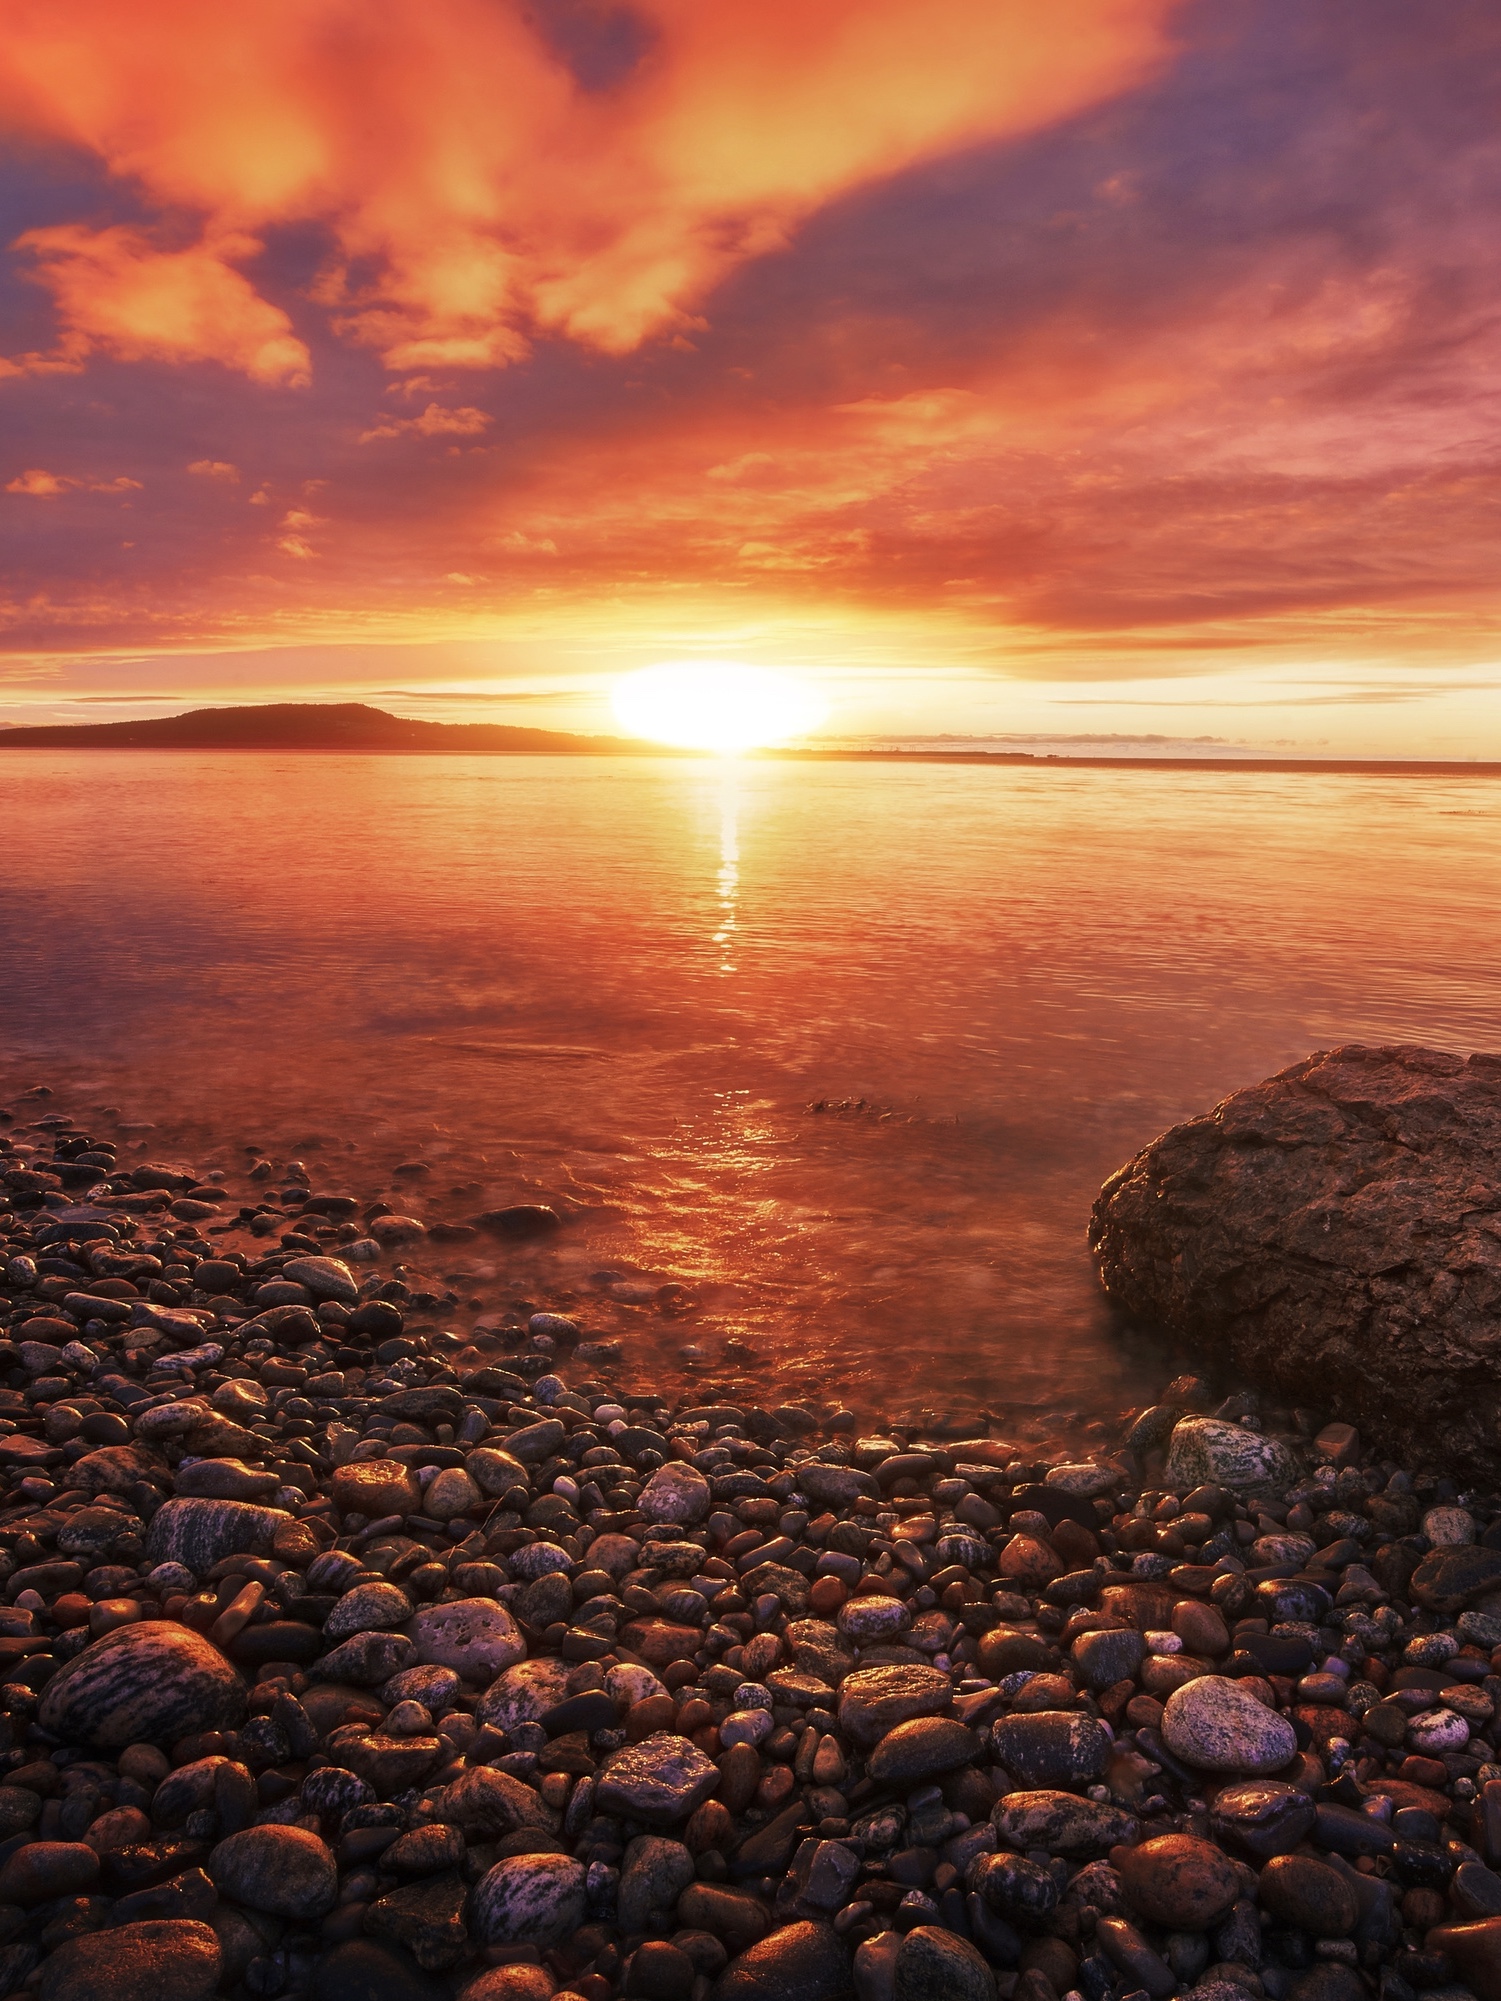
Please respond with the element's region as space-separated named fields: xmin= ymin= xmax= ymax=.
xmin=610 ymin=661 xmax=826 ymax=752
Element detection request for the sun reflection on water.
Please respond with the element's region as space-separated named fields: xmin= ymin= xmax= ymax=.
xmin=714 ymin=774 xmax=739 ymax=973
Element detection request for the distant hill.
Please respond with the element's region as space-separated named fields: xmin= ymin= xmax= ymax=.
xmin=0 ymin=701 xmax=642 ymax=753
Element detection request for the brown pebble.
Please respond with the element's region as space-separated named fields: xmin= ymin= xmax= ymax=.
xmin=1114 ymin=1834 xmax=1241 ymax=1930
xmin=1172 ymin=1600 xmax=1229 ymax=1655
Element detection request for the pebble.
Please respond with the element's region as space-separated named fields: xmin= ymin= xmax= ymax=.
xmin=408 ymin=1596 xmax=526 ymax=1678
xmin=893 ymin=1926 xmax=996 ymax=2001
xmin=1257 ymin=1853 xmax=1359 ymax=1935
xmin=991 ymin=1709 xmax=1111 ymax=1787
xmin=1164 ymin=1418 xmax=1297 ymax=1493
xmin=1115 ymin=1834 xmax=1243 ymax=1929
xmin=715 ymin=1920 xmax=853 ymax=2000
xmin=1161 ymin=1673 xmax=1300 ymax=1772
xmin=143 ymin=1496 xmax=291 ymax=1573
xmin=837 ymin=1664 xmax=952 ymax=1746
xmin=468 ymin=1852 xmax=587 ymax=1945
xmin=208 ymin=1824 xmax=339 ymax=1917
xmin=38 ymin=1918 xmax=222 ymax=2001
xmin=639 ymin=1461 xmax=711 ymax=1524
xmin=867 ymin=1715 xmax=978 ymax=1783
xmin=38 ymin=1619 xmax=247 ymax=1746
xmin=596 ymin=1731 xmax=720 ymax=1823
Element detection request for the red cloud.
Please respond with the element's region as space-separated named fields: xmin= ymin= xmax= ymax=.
xmin=1 ymin=0 xmax=1177 ymax=379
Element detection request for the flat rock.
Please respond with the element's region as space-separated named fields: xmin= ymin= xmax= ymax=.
xmin=867 ymin=1715 xmax=978 ymax=1784
xmin=281 ymin=1256 xmax=359 ymax=1303
xmin=330 ymin=1460 xmax=422 ymax=1518
xmin=838 ymin=1663 xmax=953 ymax=1747
xmin=1161 ymin=1674 xmax=1298 ymax=1773
xmin=596 ymin=1731 xmax=720 ymax=1824
xmin=38 ymin=1918 xmax=221 ymax=2001
xmin=468 ymin=1853 xmax=586 ymax=1946
xmin=144 ymin=1498 xmax=292 ymax=1575
xmin=1089 ymin=1044 xmax=1501 ymax=1480
xmin=208 ymin=1824 xmax=338 ymax=1918
xmin=407 ymin=1598 xmax=525 ymax=1679
xmin=39 ymin=1621 xmax=246 ymax=1748
xmin=991 ymin=1711 xmax=1111 ymax=1788
xmin=992 ymin=1792 xmax=1140 ymax=1856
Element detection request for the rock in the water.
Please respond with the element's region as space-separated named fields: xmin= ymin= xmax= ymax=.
xmin=1160 ymin=1674 xmax=1298 ymax=1773
xmin=208 ymin=1824 xmax=338 ymax=1918
xmin=39 ymin=1621 xmax=246 ymax=1748
xmin=144 ymin=1498 xmax=292 ymax=1574
xmin=1163 ymin=1419 xmax=1296 ymax=1495
xmin=1089 ymin=1044 xmax=1501 ymax=1479
xmin=715 ymin=1920 xmax=854 ymax=2001
xmin=407 ymin=1599 xmax=525 ymax=1680
xmin=894 ymin=1926 xmax=996 ymax=2001
xmin=596 ymin=1731 xmax=720 ymax=1824
xmin=38 ymin=1918 xmax=221 ymax=2001
xmin=1116 ymin=1834 xmax=1242 ymax=1929
xmin=992 ymin=1792 xmax=1140 ymax=1856
xmin=468 ymin=1853 xmax=586 ymax=1946
xmin=991 ymin=1711 xmax=1111 ymax=1788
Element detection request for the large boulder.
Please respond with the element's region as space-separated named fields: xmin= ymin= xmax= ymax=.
xmin=1089 ymin=1044 xmax=1501 ymax=1479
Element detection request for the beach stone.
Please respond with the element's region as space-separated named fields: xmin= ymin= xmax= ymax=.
xmin=977 ymin=1629 xmax=1057 ymax=1677
xmin=39 ymin=1620 xmax=246 ymax=1747
xmin=425 ymin=1766 xmax=552 ymax=1838
xmin=317 ymin=1631 xmax=418 ymax=1684
xmin=619 ymin=1618 xmax=703 ymax=1669
xmin=1072 ymin=1627 xmax=1147 ymax=1691
xmin=993 ymin=1792 xmax=1140 ymax=1856
xmin=144 ymin=1498 xmax=291 ymax=1574
xmin=1088 ymin=1044 xmax=1501 ymax=1481
xmin=457 ymin=1974 xmax=554 ymax=2001
xmin=500 ymin=1419 xmax=566 ymax=1464
xmin=324 ymin=1581 xmax=413 ymax=1640
xmin=618 ymin=1835 xmax=696 ymax=1931
xmin=639 ymin=1461 xmax=711 ymax=1525
xmin=838 ymin=1664 xmax=952 ymax=1747
xmin=597 ymin=1732 xmax=720 ymax=1824
xmin=1210 ymin=1780 xmax=1317 ymax=1860
xmin=312 ymin=1940 xmax=446 ymax=2001
xmin=1116 ymin=1835 xmax=1242 ymax=1929
xmin=715 ymin=1920 xmax=853 ymax=2001
xmin=468 ymin=1853 xmax=586 ymax=1946
xmin=868 ymin=1715 xmax=978 ymax=1784
xmin=408 ymin=1598 xmax=525 ymax=1679
xmin=992 ymin=1711 xmax=1111 ymax=1788
xmin=70 ymin=1443 xmax=170 ymax=1493
xmin=894 ymin=1926 xmax=996 ymax=2001
xmin=208 ymin=1824 xmax=338 ymax=1918
xmin=797 ymin=1464 xmax=878 ymax=1507
xmin=0 ymin=1841 xmax=100 ymax=1904
xmin=1410 ymin=1545 xmax=1501 ymax=1615
xmin=1162 ymin=1420 xmax=1296 ymax=1495
xmin=836 ymin=1596 xmax=910 ymax=1644
xmin=172 ymin=1459 xmax=281 ymax=1501
xmin=1259 ymin=1855 xmax=1359 ymax=1936
xmin=330 ymin=1459 xmax=423 ymax=1518
xmin=466 ymin=1447 xmax=531 ymax=1498
xmin=1423 ymin=1505 xmax=1476 ymax=1547
xmin=364 ymin=1873 xmax=469 ymax=1972
xmin=476 ymin=1658 xmax=572 ymax=1732
xmin=281 ymin=1256 xmax=359 ymax=1303
xmin=38 ymin=1918 xmax=221 ymax=2001
xmin=1161 ymin=1675 xmax=1298 ymax=1773
xmin=1425 ymin=1920 xmax=1501 ymax=2001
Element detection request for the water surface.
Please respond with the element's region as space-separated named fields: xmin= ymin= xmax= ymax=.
xmin=5 ymin=752 xmax=1501 ymax=1446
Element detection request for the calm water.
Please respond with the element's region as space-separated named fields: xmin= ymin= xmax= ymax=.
xmin=5 ymin=752 xmax=1501 ymax=1447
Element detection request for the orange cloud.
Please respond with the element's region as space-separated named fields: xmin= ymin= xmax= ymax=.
xmin=1 ymin=0 xmax=1177 ymax=377
xmin=360 ymin=403 xmax=492 ymax=442
xmin=6 ymin=467 xmax=141 ymax=495
xmin=10 ymin=224 xmax=310 ymax=382
xmin=188 ymin=459 xmax=240 ymax=481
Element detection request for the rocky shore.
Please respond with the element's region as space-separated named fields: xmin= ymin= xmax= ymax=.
xmin=3 ymin=1111 xmax=1501 ymax=2001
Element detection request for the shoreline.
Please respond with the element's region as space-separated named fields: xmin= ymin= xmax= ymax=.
xmin=1 ymin=1113 xmax=1499 ymax=2001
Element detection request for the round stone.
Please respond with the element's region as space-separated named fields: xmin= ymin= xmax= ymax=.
xmin=1071 ymin=1628 xmax=1146 ymax=1691
xmin=1258 ymin=1854 xmax=1359 ymax=1936
xmin=639 ymin=1461 xmax=711 ymax=1525
xmin=466 ymin=1447 xmax=531 ymax=1498
xmin=468 ymin=1853 xmax=587 ymax=1946
xmin=0 ymin=1842 xmax=100 ymax=1905
xmin=836 ymin=1595 xmax=910 ymax=1644
xmin=143 ymin=1498 xmax=292 ymax=1575
xmin=330 ymin=1459 xmax=423 ymax=1519
xmin=1163 ymin=1419 xmax=1296 ymax=1495
xmin=476 ymin=1658 xmax=572 ymax=1732
xmin=408 ymin=1598 xmax=526 ymax=1680
xmin=837 ymin=1664 xmax=952 ymax=1747
xmin=714 ymin=1920 xmax=853 ymax=2001
xmin=39 ymin=1621 xmax=246 ymax=1749
xmin=991 ymin=1711 xmax=1111 ymax=1788
xmin=895 ymin=1926 xmax=996 ymax=2001
xmin=1161 ymin=1674 xmax=1298 ymax=1773
xmin=423 ymin=1468 xmax=481 ymax=1521
xmin=456 ymin=1970 xmax=556 ymax=2001
xmin=39 ymin=1918 xmax=222 ymax=2001
xmin=868 ymin=1716 xmax=978 ymax=1785
xmin=1116 ymin=1834 xmax=1242 ymax=1930
xmin=323 ymin=1580 xmax=413 ymax=1641
xmin=208 ymin=1824 xmax=338 ymax=1918
xmin=1209 ymin=1779 xmax=1317 ymax=1861
xmin=281 ymin=1256 xmax=359 ymax=1303
xmin=596 ymin=1732 xmax=721 ymax=1824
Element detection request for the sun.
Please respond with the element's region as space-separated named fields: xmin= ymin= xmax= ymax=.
xmin=610 ymin=661 xmax=826 ymax=753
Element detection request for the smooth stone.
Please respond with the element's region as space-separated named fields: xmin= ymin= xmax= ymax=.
xmin=868 ymin=1716 xmax=978 ymax=1784
xmin=1115 ymin=1835 xmax=1242 ymax=1930
xmin=336 ymin=1730 xmax=446 ymax=1797
xmin=639 ymin=1461 xmax=712 ymax=1525
xmin=476 ymin=1659 xmax=573 ymax=1732
xmin=991 ymin=1711 xmax=1111 ymax=1788
xmin=39 ymin=1918 xmax=222 ymax=2001
xmin=316 ymin=1631 xmax=418 ymax=1685
xmin=1259 ymin=1854 xmax=1359 ymax=1936
xmin=597 ymin=1732 xmax=720 ymax=1824
xmin=143 ymin=1497 xmax=292 ymax=1575
xmin=838 ymin=1664 xmax=953 ymax=1747
xmin=330 ymin=1460 xmax=423 ymax=1518
xmin=208 ymin=1824 xmax=338 ymax=1918
xmin=324 ymin=1581 xmax=414 ymax=1642
xmin=1210 ymin=1780 xmax=1317 ymax=1861
xmin=1072 ymin=1627 xmax=1147 ymax=1691
xmin=1426 ymin=1919 xmax=1501 ymax=2001
xmin=836 ymin=1597 xmax=911 ymax=1644
xmin=797 ymin=1463 xmax=878 ymax=1507
xmin=378 ymin=1387 xmax=462 ymax=1426
xmin=618 ymin=1835 xmax=697 ymax=1931
xmin=281 ymin=1256 xmax=359 ymax=1303
xmin=1161 ymin=1675 xmax=1298 ymax=1773
xmin=423 ymin=1468 xmax=481 ymax=1521
xmin=1044 ymin=1463 xmax=1119 ymax=1498
xmin=364 ymin=1872 xmax=470 ymax=1972
xmin=310 ymin=1940 xmax=447 ymax=2001
xmin=1163 ymin=1419 xmax=1297 ymax=1495
xmin=172 ymin=1459 xmax=282 ymax=1501
xmin=456 ymin=1972 xmax=555 ymax=2001
xmin=499 ymin=1419 xmax=566 ymax=1465
xmin=992 ymin=1792 xmax=1140 ymax=1856
xmin=465 ymin=1448 xmax=531 ymax=1498
xmin=468 ymin=1853 xmax=587 ymax=1946
xmin=425 ymin=1766 xmax=553 ymax=1837
xmin=1411 ymin=1545 xmax=1501 ymax=1615
xmin=39 ymin=1620 xmax=247 ymax=1748
xmin=0 ymin=1840 xmax=100 ymax=1904
xmin=407 ymin=1598 xmax=525 ymax=1679
xmin=894 ymin=1925 xmax=997 ymax=2001
xmin=715 ymin=1920 xmax=855 ymax=2001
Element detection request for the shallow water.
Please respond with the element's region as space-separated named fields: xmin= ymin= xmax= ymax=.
xmin=5 ymin=751 xmax=1501 ymax=1445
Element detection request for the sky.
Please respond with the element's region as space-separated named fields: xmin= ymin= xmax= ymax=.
xmin=4 ymin=0 xmax=1501 ymax=754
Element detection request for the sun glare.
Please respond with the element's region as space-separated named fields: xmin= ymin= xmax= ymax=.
xmin=611 ymin=661 xmax=826 ymax=753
